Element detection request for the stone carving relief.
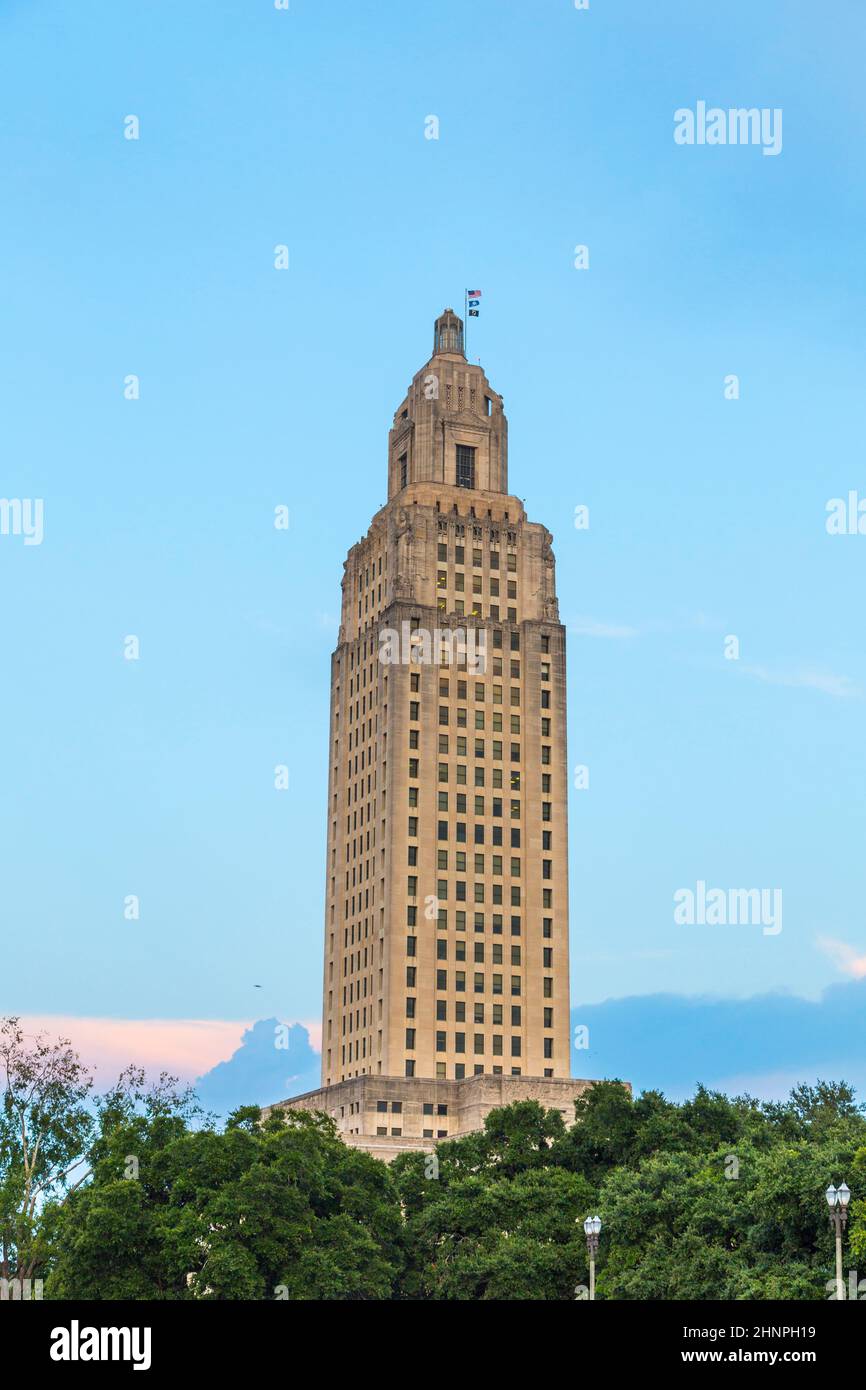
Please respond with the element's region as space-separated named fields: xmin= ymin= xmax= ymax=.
xmin=394 ymin=508 xmax=415 ymax=598
xmin=541 ymin=534 xmax=559 ymax=620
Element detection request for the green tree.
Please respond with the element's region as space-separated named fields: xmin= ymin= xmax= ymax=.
xmin=30 ymin=1059 xmax=866 ymax=1302
xmin=0 ymin=1016 xmax=95 ymax=1293
xmin=47 ymin=1103 xmax=404 ymax=1300
xmin=394 ymin=1102 xmax=595 ymax=1300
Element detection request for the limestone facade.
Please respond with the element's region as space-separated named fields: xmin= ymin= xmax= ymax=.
xmin=265 ymin=1073 xmax=598 ymax=1163
xmin=271 ymin=309 xmax=592 ymax=1156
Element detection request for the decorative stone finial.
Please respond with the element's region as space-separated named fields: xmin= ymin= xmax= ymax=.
xmin=433 ymin=307 xmax=464 ymax=357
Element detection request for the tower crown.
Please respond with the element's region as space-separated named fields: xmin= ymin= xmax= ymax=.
xmin=387 ymin=307 xmax=508 ymax=499
xmin=433 ymin=307 xmax=465 ymax=358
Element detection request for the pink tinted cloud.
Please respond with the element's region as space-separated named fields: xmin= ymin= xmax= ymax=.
xmin=817 ymin=937 xmax=866 ymax=980
xmin=16 ymin=1016 xmax=322 ymax=1084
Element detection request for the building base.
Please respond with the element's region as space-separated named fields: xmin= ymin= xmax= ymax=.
xmin=263 ymin=1072 xmax=600 ymax=1162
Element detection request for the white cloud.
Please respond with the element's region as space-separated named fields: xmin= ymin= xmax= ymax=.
xmin=741 ymin=666 xmax=861 ymax=699
xmin=817 ymin=936 xmax=866 ymax=979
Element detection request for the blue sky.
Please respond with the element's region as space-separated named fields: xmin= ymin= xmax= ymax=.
xmin=1 ymin=0 xmax=864 ymax=1102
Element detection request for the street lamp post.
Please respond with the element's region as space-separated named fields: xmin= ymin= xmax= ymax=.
xmin=583 ymin=1215 xmax=602 ymax=1301
xmin=826 ymin=1183 xmax=850 ymax=1301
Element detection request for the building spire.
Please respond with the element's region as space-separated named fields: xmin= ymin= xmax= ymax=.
xmin=433 ymin=307 xmax=465 ymax=358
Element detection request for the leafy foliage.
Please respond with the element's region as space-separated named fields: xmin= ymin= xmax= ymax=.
xmin=0 ymin=1017 xmax=95 ymax=1290
xmin=46 ymin=1103 xmax=404 ymax=1300
xmin=7 ymin=1015 xmax=862 ymax=1301
xmin=391 ymin=1083 xmax=866 ymax=1301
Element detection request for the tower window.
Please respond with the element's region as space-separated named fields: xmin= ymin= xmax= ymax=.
xmin=456 ymin=445 xmax=475 ymax=489
xmin=399 ymin=453 xmax=408 ymax=489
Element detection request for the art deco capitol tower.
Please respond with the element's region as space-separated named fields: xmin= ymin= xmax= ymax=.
xmin=268 ymin=310 xmax=596 ymax=1159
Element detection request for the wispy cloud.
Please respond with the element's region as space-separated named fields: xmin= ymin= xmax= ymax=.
xmin=569 ymin=616 xmax=639 ymax=639
xmin=817 ymin=936 xmax=866 ymax=979
xmin=740 ymin=666 xmax=861 ymax=699
xmin=566 ymin=612 xmax=713 ymax=641
xmin=251 ymin=616 xmax=293 ymax=636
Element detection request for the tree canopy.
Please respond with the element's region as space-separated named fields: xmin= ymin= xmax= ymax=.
xmin=4 ymin=1019 xmax=863 ymax=1300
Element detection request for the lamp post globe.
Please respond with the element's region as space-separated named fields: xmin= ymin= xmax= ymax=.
xmin=582 ymin=1215 xmax=602 ymax=1302
xmin=827 ymin=1180 xmax=850 ymax=1300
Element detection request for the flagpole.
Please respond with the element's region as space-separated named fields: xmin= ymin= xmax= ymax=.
xmin=464 ymin=287 xmax=468 ymax=357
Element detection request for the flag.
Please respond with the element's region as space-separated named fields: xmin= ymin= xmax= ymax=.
xmin=466 ymin=289 xmax=482 ymax=298
xmin=466 ymin=288 xmax=482 ymax=318
xmin=468 ymin=309 xmax=479 ymax=317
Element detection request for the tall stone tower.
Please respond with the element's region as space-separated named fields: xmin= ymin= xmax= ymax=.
xmin=269 ymin=309 xmax=593 ymax=1158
